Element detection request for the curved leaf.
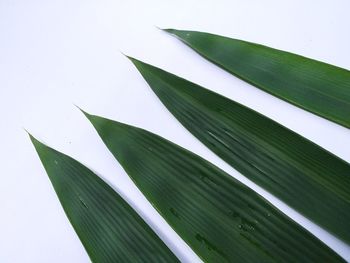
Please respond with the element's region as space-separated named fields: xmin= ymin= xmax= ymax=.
xmin=84 ymin=112 xmax=344 ymax=262
xmin=29 ymin=134 xmax=179 ymax=263
xmin=164 ymin=29 xmax=350 ymax=128
xmin=128 ymin=57 xmax=350 ymax=245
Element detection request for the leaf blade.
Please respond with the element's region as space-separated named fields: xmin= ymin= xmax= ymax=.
xmin=29 ymin=133 xmax=179 ymax=263
xmin=85 ymin=113 xmax=345 ymax=262
xmin=164 ymin=29 xmax=350 ymax=128
xmin=128 ymin=58 xmax=350 ymax=246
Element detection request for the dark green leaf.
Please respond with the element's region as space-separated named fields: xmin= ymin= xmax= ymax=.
xmin=129 ymin=57 xmax=350 ymax=246
xmin=84 ymin=112 xmax=344 ymax=262
xmin=164 ymin=29 xmax=350 ymax=128
xmin=29 ymin=133 xmax=179 ymax=263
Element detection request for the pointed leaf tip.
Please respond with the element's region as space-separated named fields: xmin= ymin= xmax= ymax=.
xmin=126 ymin=56 xmax=151 ymax=74
xmin=77 ymin=109 xmax=134 ymax=140
xmin=125 ymin=54 xmax=138 ymax=63
xmin=23 ymin=127 xmax=31 ymax=137
xmin=27 ymin=133 xmax=55 ymax=164
xmin=162 ymin=28 xmax=176 ymax=34
xmin=75 ymin=105 xmax=93 ymax=120
xmin=83 ymin=113 xmax=135 ymax=151
xmin=120 ymin=51 xmax=133 ymax=61
xmin=154 ymin=25 xmax=163 ymax=31
xmin=26 ymin=131 xmax=41 ymax=148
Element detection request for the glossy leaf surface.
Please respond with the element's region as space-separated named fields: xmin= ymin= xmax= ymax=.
xmin=164 ymin=29 xmax=350 ymax=128
xmin=30 ymin=134 xmax=179 ymax=263
xmin=129 ymin=58 xmax=350 ymax=245
xmin=85 ymin=112 xmax=344 ymax=262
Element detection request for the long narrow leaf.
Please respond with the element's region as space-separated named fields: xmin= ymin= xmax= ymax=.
xmin=128 ymin=57 xmax=350 ymax=245
xmin=164 ymin=29 xmax=350 ymax=128
xmin=83 ymin=112 xmax=344 ymax=262
xmin=29 ymin=134 xmax=179 ymax=263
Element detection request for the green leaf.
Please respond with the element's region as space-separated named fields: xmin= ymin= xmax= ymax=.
xmin=163 ymin=29 xmax=350 ymax=128
xmin=83 ymin=112 xmax=344 ymax=262
xmin=29 ymin=133 xmax=179 ymax=263
xmin=128 ymin=57 xmax=350 ymax=246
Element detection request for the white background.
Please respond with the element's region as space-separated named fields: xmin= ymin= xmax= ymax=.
xmin=1 ymin=0 xmax=350 ymax=262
